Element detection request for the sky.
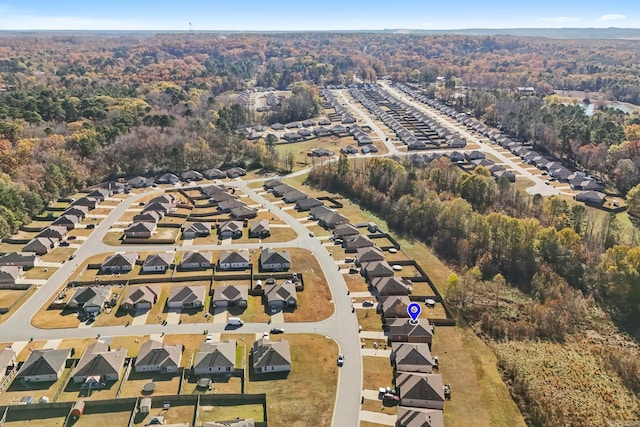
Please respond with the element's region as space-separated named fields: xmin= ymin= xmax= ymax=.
xmin=0 ymin=0 xmax=638 ymax=31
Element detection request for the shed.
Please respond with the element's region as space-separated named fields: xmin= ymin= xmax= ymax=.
xmin=70 ymin=399 xmax=85 ymax=417
xmin=140 ymin=397 xmax=152 ymax=414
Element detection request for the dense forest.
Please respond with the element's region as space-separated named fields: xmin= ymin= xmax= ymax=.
xmin=2 ymin=32 xmax=640 ymax=235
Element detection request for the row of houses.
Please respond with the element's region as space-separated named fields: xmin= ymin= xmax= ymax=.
xmin=4 ymin=335 xmax=289 ymax=388
xmin=320 ymin=89 xmax=356 ymax=124
xmin=97 ymin=247 xmax=291 ymax=275
xmin=21 ymin=192 xmax=105 ymax=256
xmin=337 ymin=221 xmax=446 ymax=426
xmin=350 ymin=86 xmax=466 ymax=150
xmin=125 ymin=167 xmax=247 ymax=189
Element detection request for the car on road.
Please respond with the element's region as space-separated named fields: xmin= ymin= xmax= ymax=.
xmin=270 ymin=327 xmax=285 ymax=334
xmin=337 ymin=354 xmax=344 ymax=367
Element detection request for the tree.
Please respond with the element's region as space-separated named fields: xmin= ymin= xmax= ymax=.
xmin=626 ymin=183 xmax=640 ymax=219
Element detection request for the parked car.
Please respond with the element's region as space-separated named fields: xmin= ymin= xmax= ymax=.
xmin=265 ymin=278 xmax=276 ymax=285
xmin=60 ymin=241 xmax=70 ymax=247
xmin=69 ymin=254 xmax=76 ymax=260
xmin=308 ymin=232 xmax=315 ymax=237
xmin=67 ymin=236 xmax=77 ymax=240
xmin=86 ymin=224 xmax=96 ymax=229
xmin=337 ymin=354 xmax=344 ymax=367
xmin=362 ymin=300 xmax=374 ymax=307
xmin=382 ymin=393 xmax=400 ymax=406
xmin=270 ymin=328 xmax=285 ymax=334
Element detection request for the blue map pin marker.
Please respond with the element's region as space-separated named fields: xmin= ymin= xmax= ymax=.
xmin=407 ymin=302 xmax=421 ymax=323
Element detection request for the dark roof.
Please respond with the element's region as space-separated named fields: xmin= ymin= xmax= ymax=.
xmin=17 ymin=348 xmax=71 ymax=379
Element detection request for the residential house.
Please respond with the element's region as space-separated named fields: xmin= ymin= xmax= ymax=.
xmin=252 ymin=338 xmax=291 ymax=374
xmin=391 ymin=343 xmax=435 ymax=373
xmin=318 ymin=211 xmax=349 ymax=229
xmin=23 ymin=237 xmax=56 ymax=255
xmin=387 ymin=318 xmax=434 ymax=346
xmin=134 ymin=340 xmax=182 ymax=374
xmin=0 ymin=266 xmax=22 ymax=286
xmin=120 ymin=285 xmax=160 ymax=311
xmin=101 ymin=253 xmax=137 ymax=273
xmin=219 ymin=221 xmax=244 ymax=240
xmin=371 ymin=276 xmax=412 ymax=296
xmin=272 ymin=184 xmax=296 ymax=197
xmin=67 ymin=287 xmax=111 ymax=313
xmin=307 ymin=147 xmax=334 ymax=157
xmin=86 ymin=188 xmax=110 ymax=202
xmin=343 ymin=234 xmax=375 ymax=252
xmin=37 ymin=225 xmax=67 ymax=241
xmin=124 ymin=222 xmax=156 ymax=238
xmin=309 ymin=205 xmax=334 ymax=220
xmin=181 ymin=170 xmax=203 ymax=182
xmin=295 ymin=198 xmax=322 ymax=211
xmin=179 ymin=251 xmax=212 ymax=270
xmin=128 ymin=176 xmax=154 ymax=188
xmin=282 ymin=190 xmax=307 ymax=203
xmin=575 ymin=190 xmax=607 ymax=205
xmin=362 ymin=260 xmax=394 ymax=279
xmin=260 ymin=248 xmax=291 ymax=271
xmin=361 ymin=144 xmax=378 ymax=154
xmin=142 ymin=253 xmax=173 ymax=273
xmin=217 ymin=199 xmax=246 ymax=213
xmin=218 ymin=250 xmax=251 ymax=270
xmin=340 ymin=145 xmax=358 ymax=154
xmin=167 ymin=286 xmax=206 ymax=309
xmin=0 ymin=348 xmax=16 ymax=382
xmin=212 ymin=285 xmax=249 ymax=308
xmin=183 ymin=222 xmax=212 ymax=239
xmin=148 ymin=194 xmax=176 ymax=205
xmin=0 ymin=252 xmax=38 ymax=268
xmin=142 ymin=202 xmax=173 ymax=216
xmin=100 ymin=181 xmax=125 ymax=194
xmin=193 ymin=340 xmax=236 ymax=375
xmin=333 ymin=224 xmax=360 ymax=240
xmin=202 ymin=168 xmax=226 ymax=180
xmin=249 ymin=219 xmax=270 ymax=238
xmin=202 ymin=185 xmax=228 ymax=198
xmin=63 ymin=206 xmax=89 ymax=220
xmin=265 ymin=281 xmax=297 ymax=311
xmin=396 ymin=407 xmax=444 ymax=427
xmin=132 ymin=211 xmax=161 ymax=223
xmin=379 ymin=296 xmax=411 ymax=319
xmin=16 ymin=348 xmax=71 ymax=383
xmin=72 ymin=342 xmax=127 ymax=384
xmin=52 ymin=214 xmax=80 ymax=230
xmin=396 ymin=372 xmax=445 ymax=410
xmin=263 ymin=179 xmax=282 ymax=189
xmin=155 ymin=173 xmax=180 ymax=185
xmin=230 ymin=205 xmax=258 ymax=220
xmin=72 ymin=197 xmax=99 ymax=210
xmin=225 ymin=167 xmax=246 ymax=178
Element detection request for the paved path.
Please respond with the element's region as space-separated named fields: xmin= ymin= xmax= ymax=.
xmin=131 ymin=310 xmax=149 ymax=326
xmin=360 ymin=331 xmax=387 ymax=340
xmin=166 ymin=308 xmax=181 ymax=324
xmin=362 ymin=389 xmax=382 ymax=400
xmin=359 ymin=410 xmax=397 ymax=426
xmin=361 ymin=348 xmax=391 ymax=358
xmin=43 ymin=338 xmax=62 ymax=350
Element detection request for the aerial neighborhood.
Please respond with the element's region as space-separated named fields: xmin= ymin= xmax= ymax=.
xmin=1 ymin=24 xmax=639 ymax=427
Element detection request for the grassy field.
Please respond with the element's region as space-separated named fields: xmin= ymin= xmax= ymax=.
xmin=197 ymin=403 xmax=264 ymax=424
xmin=356 ymin=309 xmax=384 ymax=332
xmin=119 ymin=370 xmax=181 ymax=398
xmin=0 ymin=287 xmax=36 ymax=324
xmin=0 ymin=289 xmax=27 ymax=308
xmin=494 ymin=339 xmax=638 ymax=427
xmin=75 ymin=410 xmax=132 ymax=427
xmin=23 ymin=266 xmax=58 ymax=280
xmin=343 ymin=271 xmax=369 ymax=292
xmin=433 ymin=327 xmax=526 ymax=427
xmin=31 ymin=308 xmax=80 ymax=329
xmin=362 ymin=356 xmax=394 ymax=391
xmin=224 ymin=333 xmax=338 ymax=427
xmin=40 ymin=247 xmax=75 ymax=263
xmin=0 ymin=368 xmax=73 ymax=405
xmin=110 ymin=335 xmax=149 ymax=358
xmin=284 ymin=248 xmax=334 ymax=322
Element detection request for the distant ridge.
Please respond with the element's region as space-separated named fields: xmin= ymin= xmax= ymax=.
xmin=0 ymin=27 xmax=639 ymax=40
